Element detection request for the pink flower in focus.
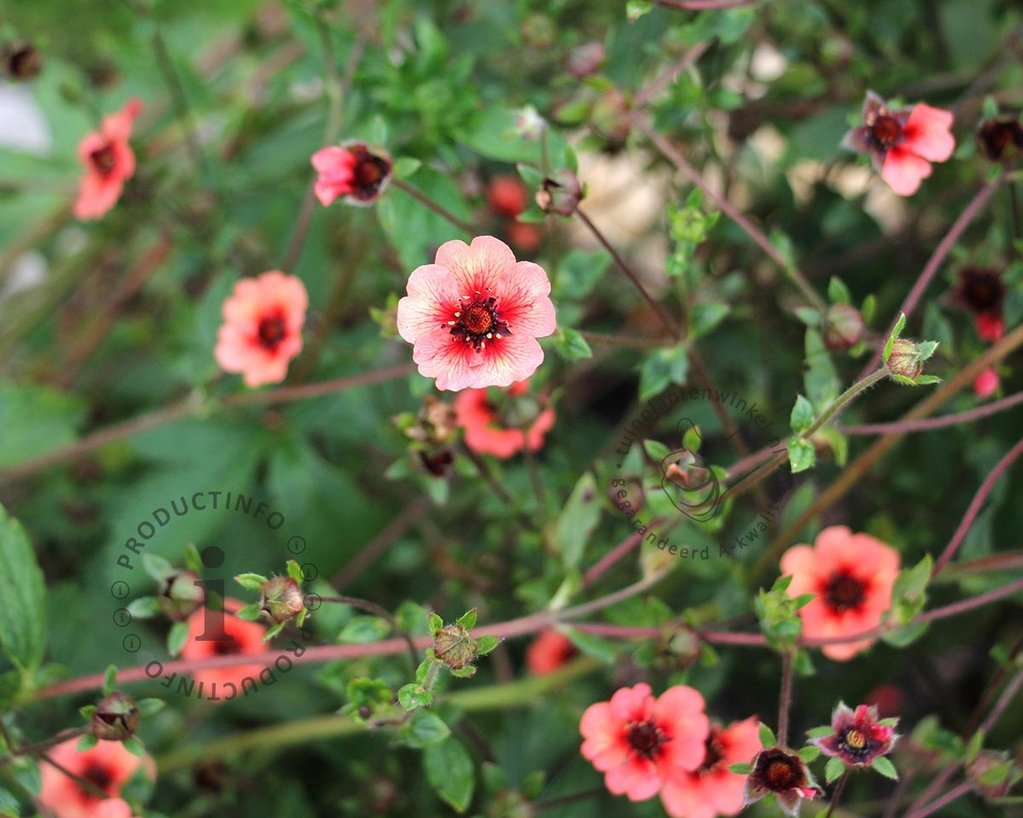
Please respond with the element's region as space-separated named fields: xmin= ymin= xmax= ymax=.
xmin=396 ymin=235 xmax=557 ymax=391
xmin=39 ymin=737 xmax=155 ymax=818
xmin=780 ymin=526 xmax=900 ymax=661
xmin=526 ymin=629 xmax=577 ymax=675
xmin=74 ymin=98 xmax=142 ymax=220
xmin=179 ymin=597 xmax=269 ymax=701
xmin=843 ymin=91 xmax=955 ymax=196
xmin=311 ymin=142 xmax=393 ymax=206
xmin=660 ymin=717 xmax=762 ymax=818
xmin=580 ymin=683 xmax=710 ymax=801
xmin=974 ymin=366 xmax=999 ymax=399
xmin=214 ymin=271 xmax=308 ymax=387
xmin=811 ymin=702 xmax=899 ymax=768
xmin=454 ymin=380 xmax=555 ymax=458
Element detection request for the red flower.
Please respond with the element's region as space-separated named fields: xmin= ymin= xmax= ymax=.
xmin=743 ymin=747 xmax=821 ymax=817
xmin=214 ymin=271 xmax=308 ymax=387
xmin=311 ymin=142 xmax=393 ymax=206
xmin=976 ymin=314 xmax=1005 ymax=342
xmin=396 ymin=235 xmax=557 ymax=391
xmin=74 ymin=98 xmax=142 ymax=220
xmin=659 ymin=717 xmax=762 ymax=818
xmin=580 ymin=683 xmax=710 ymax=801
xmin=842 ymin=91 xmax=955 ymax=196
xmin=179 ymin=597 xmax=269 ymax=701
xmin=487 ymin=175 xmax=529 ymax=217
xmin=454 ymin=380 xmax=555 ymax=458
xmin=39 ymin=737 xmax=155 ymax=818
xmin=780 ymin=526 xmax=900 ymax=661
xmin=525 ymin=629 xmax=577 ymax=675
xmin=974 ymin=366 xmax=1000 ymax=399
xmin=812 ymin=702 xmax=899 ymax=767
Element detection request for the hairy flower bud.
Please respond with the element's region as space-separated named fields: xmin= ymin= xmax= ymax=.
xmin=260 ymin=576 xmax=304 ymax=625
xmin=886 ymin=339 xmax=925 ymax=380
xmin=91 ymin=692 xmax=140 ymax=742
xmin=158 ymin=570 xmax=204 ymax=622
xmin=434 ymin=624 xmax=476 ymax=670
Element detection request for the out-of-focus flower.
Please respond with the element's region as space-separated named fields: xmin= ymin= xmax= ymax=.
xmin=525 ymin=629 xmax=577 ymax=675
xmin=396 ymin=235 xmax=556 ymax=391
xmin=743 ymin=747 xmax=821 ymax=817
xmin=536 ymin=169 xmax=583 ymax=216
xmin=311 ymin=142 xmax=393 ymax=206
xmin=812 ymin=703 xmax=898 ymax=767
xmin=580 ymin=683 xmax=709 ymax=801
xmin=780 ymin=526 xmax=900 ymax=661
xmin=3 ymin=41 xmax=42 ymax=80
xmin=214 ymin=271 xmax=307 ymax=387
xmin=74 ymin=98 xmax=142 ymax=220
xmin=953 ymin=266 xmax=1005 ymax=342
xmin=513 ymin=105 xmax=547 ymax=141
xmin=486 ymin=175 xmax=541 ymax=252
xmin=39 ymin=737 xmax=155 ymax=818
xmin=91 ymin=692 xmax=140 ymax=742
xmin=842 ymin=91 xmax=955 ymax=196
xmin=566 ymin=42 xmax=606 ymax=78
xmin=967 ymin=750 xmax=1021 ymax=801
xmin=976 ymin=314 xmax=1005 ymax=342
xmin=454 ymin=380 xmax=554 ymax=458
xmin=823 ymin=304 xmax=865 ymax=350
xmin=864 ymin=683 xmax=904 ymax=718
xmin=660 ymin=717 xmax=762 ymax=818
xmin=976 ymin=115 xmax=1023 ymax=163
xmin=974 ymin=366 xmax=1000 ymax=399
xmin=180 ymin=598 xmax=268 ymax=700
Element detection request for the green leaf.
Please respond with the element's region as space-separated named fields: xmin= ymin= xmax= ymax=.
xmin=799 ymin=745 xmax=821 ymax=762
xmin=167 ymin=621 xmax=190 ymax=657
xmin=806 ymin=726 xmax=834 ymax=739
xmin=881 ymin=620 xmax=930 ymax=647
xmin=339 ymin=616 xmax=392 ymax=643
xmin=234 ymin=573 xmax=268 ymax=591
xmin=235 ymin=603 xmax=263 ymax=622
xmin=0 ymin=383 xmax=85 ymax=469
xmin=286 ymin=560 xmax=304 ymax=584
xmin=76 ymin=734 xmax=99 ymax=751
xmin=455 ymin=609 xmax=478 ymax=629
xmin=964 ymin=729 xmax=985 ymax=764
xmin=871 ymin=755 xmax=899 ymax=780
xmin=912 ymin=375 xmax=942 ymax=385
xmin=393 ymin=157 xmax=422 ymax=179
xmin=0 ymin=785 xmax=19 ymax=816
xmin=759 ymin=723 xmax=777 ymax=748
xmin=123 ymin=736 xmax=145 ymax=758
xmin=794 ymin=307 xmax=821 ymax=326
xmin=428 ymin=612 xmax=444 ymax=636
xmin=690 ymin=303 xmax=730 ymax=338
xmin=141 ymin=553 xmax=175 ymax=581
xmin=825 ymin=755 xmax=846 ymax=783
xmin=787 ymin=438 xmax=816 ymax=473
xmin=450 ymin=665 xmax=477 ymax=678
xmin=398 ymin=683 xmax=433 ymax=711
xmin=861 ymin=294 xmax=877 ymax=324
xmin=828 ymin=277 xmax=852 ymax=305
xmin=882 ymin=313 xmax=907 ymax=363
xmin=554 ymin=473 xmax=602 ymax=569
xmin=137 ymin=698 xmax=164 ymax=717
xmin=405 ymin=710 xmax=450 ymax=748
xmin=126 ymin=597 xmax=161 ymax=619
xmin=638 ymin=344 xmax=689 ymax=401
xmin=728 ymin=762 xmax=753 ymax=775
xmin=553 ymin=328 xmax=593 ymax=361
xmin=0 ymin=505 xmax=46 ymax=674
xmin=474 ymin=636 xmax=501 ymax=656
xmin=102 ymin=665 xmax=118 ymax=695
xmin=424 ymin=738 xmax=475 ymax=813
xmin=790 ymin=395 xmax=814 ymax=434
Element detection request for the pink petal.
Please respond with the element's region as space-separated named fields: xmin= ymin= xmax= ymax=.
xmin=396 ymin=264 xmax=460 ymax=344
xmin=660 ymin=777 xmax=716 ymax=818
xmin=435 ymin=235 xmax=517 ymax=295
xmin=881 ymin=148 xmax=932 ymax=196
xmin=605 ymin=760 xmax=662 ymax=801
xmin=102 ymin=98 xmax=142 ymax=142
xmin=74 ymin=173 xmax=124 ymax=220
xmin=903 ymin=103 xmax=956 ymax=162
xmin=609 ymin=683 xmax=654 ymax=721
xmin=311 ymin=146 xmax=356 ymax=173
xmin=462 ymin=333 xmax=545 ymax=389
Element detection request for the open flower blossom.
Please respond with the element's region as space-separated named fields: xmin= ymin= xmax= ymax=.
xmin=40 ymin=737 xmax=155 ymax=818
xmin=842 ymin=91 xmax=955 ymax=196
xmin=214 ymin=271 xmax=308 ymax=387
xmin=74 ymin=98 xmax=142 ymax=220
xmin=454 ymin=379 xmax=555 ymax=458
xmin=526 ymin=628 xmax=577 ymax=675
xmin=311 ymin=141 xmax=393 ymax=206
xmin=659 ymin=717 xmax=762 ymax=818
xmin=580 ymin=683 xmax=710 ymax=801
xmin=780 ymin=526 xmax=900 ymax=661
xmin=179 ymin=597 xmax=268 ymax=700
xmin=743 ymin=747 xmax=821 ymax=817
xmin=396 ymin=235 xmax=556 ymax=391
xmin=812 ymin=703 xmax=899 ymax=767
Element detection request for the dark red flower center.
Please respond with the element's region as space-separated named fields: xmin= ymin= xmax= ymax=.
xmin=351 ymin=148 xmax=392 ymax=200
xmin=212 ymin=634 xmax=241 ymax=655
xmin=81 ymin=762 xmax=115 ymax=797
xmin=626 ymin=720 xmax=668 ymax=760
xmin=823 ymin=571 xmax=867 ymax=613
xmin=869 ymin=114 xmax=903 ymax=150
xmin=699 ymin=729 xmax=725 ymax=772
xmin=446 ymin=293 xmax=511 ymax=352
xmin=977 ymin=118 xmax=1023 ymax=161
xmin=89 ymin=144 xmax=118 ymax=177
xmin=957 ymin=268 xmax=1005 ymax=314
xmin=257 ymin=313 xmax=287 ymax=351
xmin=752 ymin=749 xmax=806 ymax=793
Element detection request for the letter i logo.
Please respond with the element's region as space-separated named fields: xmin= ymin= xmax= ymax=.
xmin=193 ymin=546 xmax=230 ymax=643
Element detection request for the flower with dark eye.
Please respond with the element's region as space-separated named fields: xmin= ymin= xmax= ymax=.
xmin=811 ymin=702 xmax=899 ymax=767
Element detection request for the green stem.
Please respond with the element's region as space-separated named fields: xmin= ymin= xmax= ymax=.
xmin=823 ymin=771 xmax=848 ymax=818
xmin=391 ymin=177 xmax=477 ymax=236
xmin=777 ymin=648 xmax=794 ymax=747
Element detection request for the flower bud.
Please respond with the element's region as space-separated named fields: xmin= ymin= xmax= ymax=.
xmin=976 ymin=116 xmax=1023 ymax=163
xmin=967 ymin=750 xmax=1018 ymax=801
xmin=260 ymin=576 xmax=304 ymax=625
xmin=535 ymin=169 xmax=583 ymax=217
xmin=91 ymin=692 xmax=140 ymax=742
xmin=886 ymin=339 xmax=925 ymax=380
xmin=591 ymin=89 xmax=631 ymax=147
xmin=434 ymin=624 xmax=476 ymax=670
xmin=566 ymin=42 xmax=606 ymax=78
xmin=823 ymin=304 xmax=865 ymax=350
xmin=158 ymin=570 xmax=204 ymax=622
xmin=3 ymin=42 xmax=42 ymax=81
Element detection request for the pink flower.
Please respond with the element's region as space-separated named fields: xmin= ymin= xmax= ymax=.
xmin=811 ymin=702 xmax=899 ymax=768
xmin=179 ymin=597 xmax=269 ymax=701
xmin=743 ymin=747 xmax=821 ymax=817
xmin=39 ymin=737 xmax=155 ymax=818
xmin=780 ymin=526 xmax=900 ymax=661
xmin=214 ymin=271 xmax=308 ymax=387
xmin=843 ymin=91 xmax=955 ymax=196
xmin=311 ymin=142 xmax=393 ymax=206
xmin=74 ymin=98 xmax=142 ymax=220
xmin=976 ymin=313 xmax=1005 ymax=342
xmin=454 ymin=380 xmax=555 ymax=458
xmin=580 ymin=683 xmax=710 ymax=801
xmin=525 ymin=629 xmax=577 ymax=675
xmin=660 ymin=717 xmax=762 ymax=818
xmin=396 ymin=235 xmax=557 ymax=391
xmin=974 ymin=366 xmax=999 ymax=399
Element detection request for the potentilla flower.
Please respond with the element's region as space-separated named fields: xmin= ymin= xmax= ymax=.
xmin=812 ymin=703 xmax=898 ymax=767
xmin=743 ymin=747 xmax=821 ymax=817
xmin=39 ymin=737 xmax=155 ymax=818
xmin=454 ymin=379 xmax=555 ymax=458
xmin=396 ymin=235 xmax=557 ymax=391
xmin=953 ymin=266 xmax=1005 ymax=341
xmin=579 ymin=683 xmax=710 ymax=801
xmin=779 ymin=525 xmax=900 ymax=661
xmin=179 ymin=597 xmax=268 ymax=700
xmin=842 ymin=91 xmax=955 ymax=196
xmin=660 ymin=717 xmax=762 ymax=818
xmin=526 ymin=629 xmax=577 ymax=675
xmin=974 ymin=366 xmax=1000 ymax=399
xmin=74 ymin=98 xmax=142 ymax=220
xmin=214 ymin=270 xmax=308 ymax=387
xmin=311 ymin=142 xmax=393 ymax=206
xmin=976 ymin=115 xmax=1023 ymax=163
